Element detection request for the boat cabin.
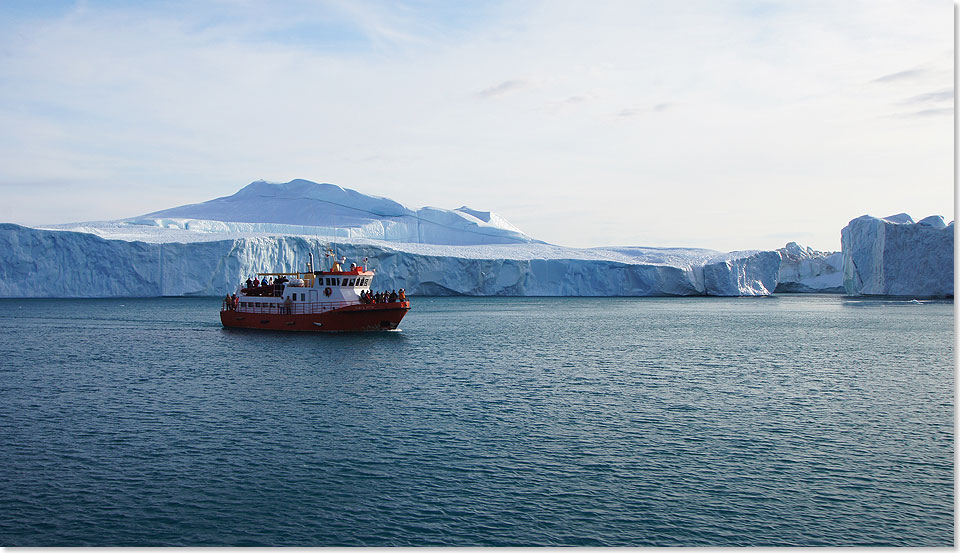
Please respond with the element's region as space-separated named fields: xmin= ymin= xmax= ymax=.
xmin=234 ymin=258 xmax=378 ymax=315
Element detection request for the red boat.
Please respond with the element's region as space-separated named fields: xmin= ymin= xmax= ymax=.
xmin=220 ymin=254 xmax=409 ymax=332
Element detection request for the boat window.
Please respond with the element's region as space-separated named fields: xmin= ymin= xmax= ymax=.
xmin=349 ymin=278 xmax=356 ymax=286
xmin=291 ymin=294 xmax=296 ymax=301
xmin=300 ymin=293 xmax=305 ymax=301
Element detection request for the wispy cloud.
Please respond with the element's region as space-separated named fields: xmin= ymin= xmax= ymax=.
xmin=0 ymin=0 xmax=952 ymax=252
xmin=897 ymin=107 xmax=953 ymax=118
xmin=871 ymin=68 xmax=929 ymax=83
xmin=898 ymin=88 xmax=953 ymax=105
xmin=477 ymin=79 xmax=526 ymax=99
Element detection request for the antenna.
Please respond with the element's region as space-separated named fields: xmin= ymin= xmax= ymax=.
xmin=332 ymin=211 xmax=338 ymax=262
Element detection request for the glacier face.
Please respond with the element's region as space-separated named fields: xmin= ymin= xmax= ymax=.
xmin=3 ymin=178 xmax=912 ymax=298
xmin=842 ymin=214 xmax=954 ymax=298
xmin=701 ymin=250 xmax=782 ymax=297
xmin=0 ymin=224 xmax=813 ymax=298
xmin=774 ymin=242 xmax=843 ymax=293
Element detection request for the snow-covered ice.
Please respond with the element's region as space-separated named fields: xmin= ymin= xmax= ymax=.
xmin=131 ymin=179 xmax=538 ymax=246
xmin=0 ymin=178 xmax=902 ymax=298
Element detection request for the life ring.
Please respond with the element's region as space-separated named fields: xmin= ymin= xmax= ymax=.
xmin=324 ymin=287 xmax=332 ymax=297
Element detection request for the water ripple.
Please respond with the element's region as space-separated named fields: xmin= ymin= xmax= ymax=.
xmin=0 ymin=296 xmax=953 ymax=546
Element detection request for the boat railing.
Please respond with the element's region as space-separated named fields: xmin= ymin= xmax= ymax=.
xmin=222 ymin=301 xmax=358 ymax=315
xmin=222 ymin=300 xmax=407 ymax=315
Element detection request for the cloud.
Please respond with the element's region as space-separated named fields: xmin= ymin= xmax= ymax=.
xmin=898 ymin=88 xmax=953 ymax=105
xmin=477 ymin=79 xmax=526 ymax=98
xmin=871 ymin=68 xmax=929 ymax=83
xmin=900 ymin=107 xmax=953 ymax=118
xmin=0 ymin=0 xmax=952 ymax=251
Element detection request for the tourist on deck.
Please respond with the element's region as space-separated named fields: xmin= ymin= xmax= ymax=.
xmin=251 ymin=278 xmax=259 ymax=287
xmin=398 ymin=289 xmax=406 ymax=301
xmin=232 ymin=294 xmax=239 ymax=309
xmin=245 ymin=278 xmax=252 ymax=288
xmin=389 ymin=290 xmax=398 ymax=302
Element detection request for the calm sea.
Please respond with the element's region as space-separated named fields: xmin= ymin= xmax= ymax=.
xmin=0 ymin=295 xmax=953 ymax=546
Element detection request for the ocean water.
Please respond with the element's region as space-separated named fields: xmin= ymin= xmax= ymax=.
xmin=0 ymin=295 xmax=953 ymax=546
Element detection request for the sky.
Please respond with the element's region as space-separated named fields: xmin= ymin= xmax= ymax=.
xmin=0 ymin=0 xmax=953 ymax=252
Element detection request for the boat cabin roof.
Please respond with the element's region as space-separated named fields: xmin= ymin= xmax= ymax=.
xmin=255 ymin=269 xmax=374 ymax=277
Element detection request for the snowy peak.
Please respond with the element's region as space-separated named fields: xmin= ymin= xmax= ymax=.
xmin=882 ymin=213 xmax=914 ymax=224
xmin=134 ymin=179 xmax=535 ymax=246
xmin=917 ymin=215 xmax=947 ymax=229
xmin=455 ymin=206 xmax=524 ymax=234
xmin=148 ymin=178 xmax=411 ymax=220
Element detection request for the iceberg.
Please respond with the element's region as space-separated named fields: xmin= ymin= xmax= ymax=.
xmin=702 ymin=250 xmax=782 ymax=296
xmin=0 ymin=223 xmax=784 ymax=297
xmin=841 ymin=214 xmax=954 ymax=298
xmin=132 ymin=179 xmax=538 ymax=246
xmin=774 ymin=242 xmax=843 ymax=293
xmin=0 ymin=178 xmax=891 ymax=298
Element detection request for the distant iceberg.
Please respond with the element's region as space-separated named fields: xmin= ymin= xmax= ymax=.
xmin=0 ymin=178 xmax=894 ymax=298
xmin=702 ymin=250 xmax=782 ymax=296
xmin=841 ymin=214 xmax=954 ymax=298
xmin=134 ymin=179 xmax=537 ymax=246
xmin=0 ymin=223 xmax=790 ymax=297
xmin=775 ymin=242 xmax=843 ymax=293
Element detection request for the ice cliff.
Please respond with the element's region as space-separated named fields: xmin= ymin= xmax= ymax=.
xmin=775 ymin=242 xmax=843 ymax=293
xmin=0 ymin=223 xmax=794 ymax=297
xmin=842 ymin=214 xmax=954 ymax=298
xmin=1 ymin=178 xmax=922 ymax=298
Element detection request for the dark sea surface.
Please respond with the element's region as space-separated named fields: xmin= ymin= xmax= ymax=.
xmin=0 ymin=295 xmax=953 ymax=546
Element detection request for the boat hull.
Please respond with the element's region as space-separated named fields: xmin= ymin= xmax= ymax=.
xmin=220 ymin=301 xmax=410 ymax=332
